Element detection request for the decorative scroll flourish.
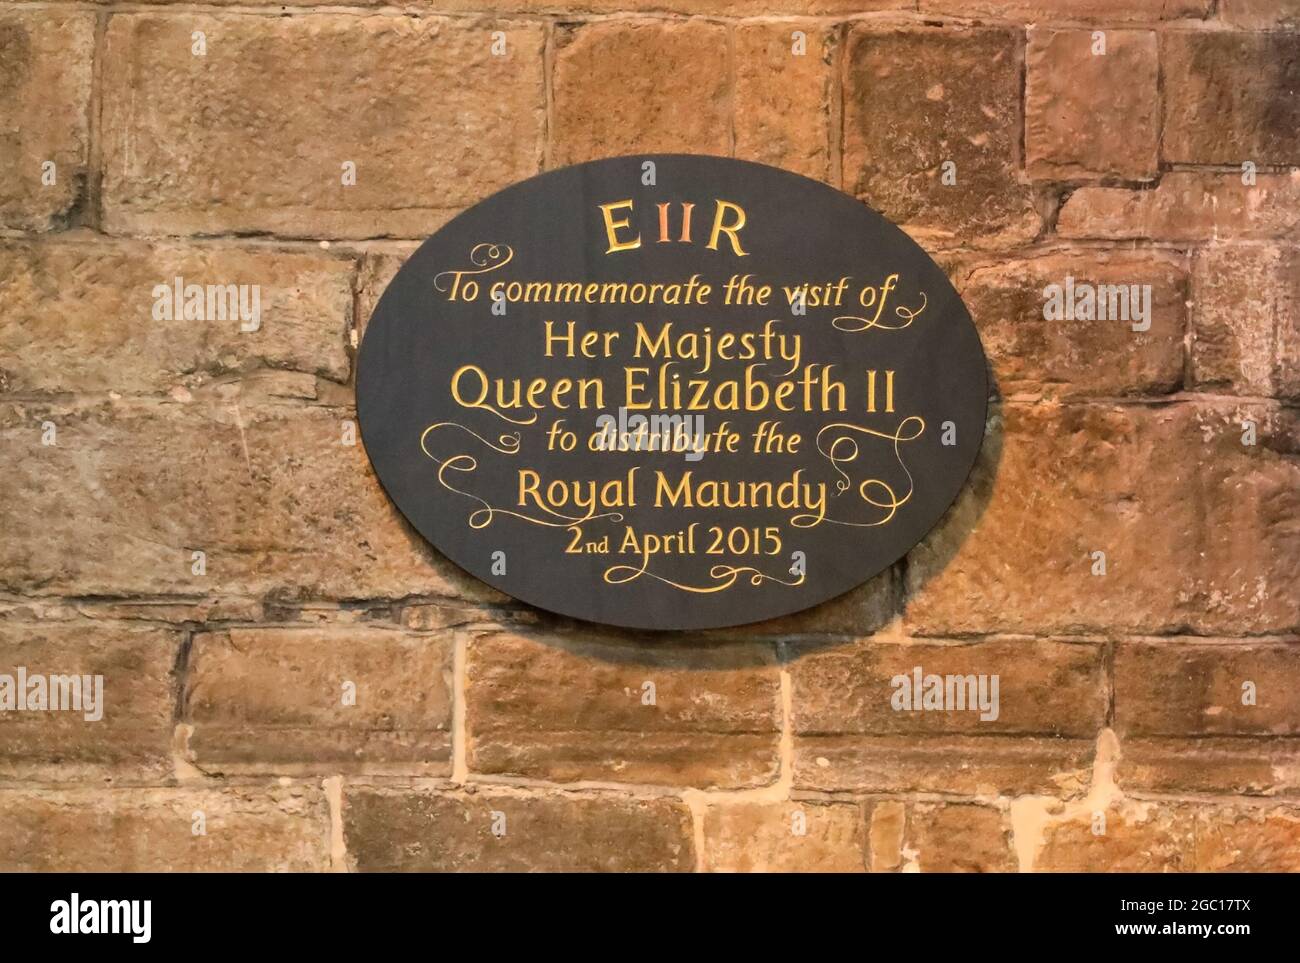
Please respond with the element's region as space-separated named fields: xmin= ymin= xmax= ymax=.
xmin=792 ymin=416 xmax=926 ymax=529
xmin=603 ymin=559 xmax=806 ymax=594
xmin=833 ymin=291 xmax=928 ymax=333
xmin=433 ymin=243 xmax=514 ymax=293
xmin=433 ymin=243 xmax=535 ymax=427
xmin=419 ymin=422 xmax=623 ymax=530
xmin=458 ymin=399 xmax=538 ymax=428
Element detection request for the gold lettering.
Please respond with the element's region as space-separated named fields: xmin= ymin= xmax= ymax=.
xmin=600 ymin=199 xmax=641 ymax=254
xmin=706 ymin=200 xmax=748 ymax=256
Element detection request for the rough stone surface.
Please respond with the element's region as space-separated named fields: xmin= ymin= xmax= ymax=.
xmin=1034 ymin=803 xmax=1197 ymax=872
xmin=701 ymin=801 xmax=867 ymax=871
xmin=1194 ymin=806 xmax=1300 ymax=872
xmin=904 ymin=403 xmax=1300 ymax=636
xmin=903 ymin=803 xmax=1017 ymax=872
xmin=0 ymin=238 xmax=353 ymax=395
xmin=344 ymin=788 xmax=695 ymax=871
xmin=0 ymin=12 xmax=94 ymax=231
xmin=733 ymin=23 xmax=834 ymax=182
xmin=101 ymin=15 xmax=545 ymax=238
xmin=955 ymin=250 xmax=1187 ymax=399
xmin=0 ymin=786 xmax=330 ymax=871
xmin=552 ymin=22 xmax=729 ymax=166
xmin=1114 ymin=641 xmax=1300 ymax=737
xmin=1058 ymin=171 xmax=1300 ymax=241
xmin=0 ymin=621 xmax=177 ymax=783
xmin=1026 ymin=29 xmax=1159 ymax=181
xmin=794 ymin=733 xmax=1097 ymax=795
xmin=1037 ymin=802 xmax=1300 ymax=872
xmin=1118 ymin=737 xmax=1300 ymax=796
xmin=868 ymin=801 xmax=905 ymax=871
xmin=1192 ymin=406 xmax=1300 ymax=634
xmin=0 ymin=401 xmax=499 ymax=602
xmin=466 ymin=630 xmax=782 ymax=788
xmin=1162 ymin=31 xmax=1300 ymax=167
xmin=1191 ymin=243 xmax=1300 ymax=400
xmin=790 ymin=638 xmax=1105 ymax=736
xmin=76 ymin=0 xmax=912 ymax=8
xmin=843 ymin=24 xmax=1039 ymax=247
xmin=920 ymin=0 xmax=1211 ymax=18
xmin=1219 ymin=0 xmax=1300 ymax=28
xmin=184 ymin=627 xmax=454 ymax=774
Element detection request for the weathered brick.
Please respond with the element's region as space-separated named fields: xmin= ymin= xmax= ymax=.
xmin=1026 ymin=29 xmax=1158 ymax=181
xmin=956 ymin=250 xmax=1186 ymax=399
xmin=701 ymin=801 xmax=866 ymax=872
xmin=794 ymin=733 xmax=1096 ymax=795
xmin=790 ymin=633 xmax=1103 ymax=794
xmin=344 ymin=788 xmax=694 ymax=871
xmin=1219 ymin=0 xmax=1300 ymax=28
xmin=1 ymin=595 xmax=264 ymax=626
xmin=398 ymin=599 xmax=487 ymax=631
xmin=904 ymin=803 xmax=1016 ymax=873
xmin=733 ymin=23 xmax=833 ymax=182
xmin=466 ymin=631 xmax=781 ymax=788
xmin=0 ymin=621 xmax=177 ymax=783
xmin=0 ymin=238 xmax=352 ymax=396
xmin=551 ymin=22 xmax=729 ymax=166
xmin=843 ymin=24 xmax=1038 ymax=246
xmin=1033 ymin=802 xmax=1197 ymax=872
xmin=0 ymin=12 xmax=93 ymax=230
xmin=1118 ymin=737 xmax=1300 ymax=795
xmin=1195 ymin=805 xmax=1300 ymax=871
xmin=116 ymin=0 xmax=912 ymax=9
xmin=791 ymin=638 xmax=1105 ymax=737
xmin=1192 ymin=243 xmax=1300 ymax=400
xmin=73 ymin=0 xmax=386 ymax=4
xmin=101 ymin=15 xmax=544 ymax=238
xmin=0 ymin=786 xmax=329 ymax=871
xmin=1162 ymin=31 xmax=1300 ymax=167
xmin=904 ymin=403 xmax=1300 ymax=636
xmin=184 ymin=626 xmax=453 ymax=774
xmin=1058 ymin=171 xmax=1300 ymax=241
xmin=0 ymin=401 xmax=500 ymax=602
xmin=1194 ymin=406 xmax=1300 ymax=633
xmin=1115 ymin=641 xmax=1300 ymax=737
xmin=920 ymin=0 xmax=1211 ymax=19
xmin=531 ymin=0 xmax=909 ymax=10
xmin=868 ymin=800 xmax=905 ymax=871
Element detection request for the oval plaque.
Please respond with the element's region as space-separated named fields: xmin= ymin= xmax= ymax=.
xmin=358 ymin=155 xmax=987 ymax=630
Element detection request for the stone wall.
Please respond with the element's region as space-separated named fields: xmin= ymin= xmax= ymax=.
xmin=1 ymin=0 xmax=1297 ymax=871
